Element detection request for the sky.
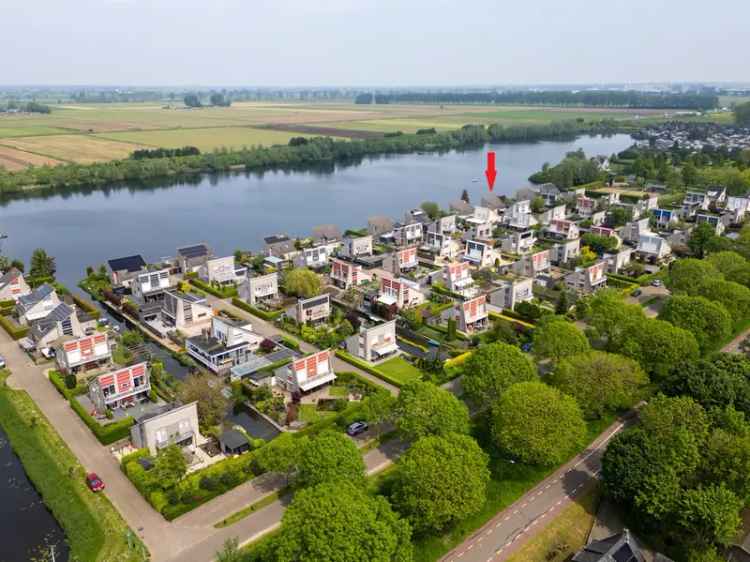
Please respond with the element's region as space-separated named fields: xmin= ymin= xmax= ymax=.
xmin=1 ymin=0 xmax=748 ymax=87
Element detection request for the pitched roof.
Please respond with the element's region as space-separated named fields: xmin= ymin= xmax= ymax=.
xmin=18 ymin=283 xmax=55 ymax=308
xmin=107 ymin=255 xmax=147 ymax=273
xmin=312 ymin=224 xmax=341 ymax=242
xmin=177 ymin=244 xmax=211 ymax=259
xmin=572 ymin=530 xmax=646 ymax=562
xmin=220 ymin=429 xmax=248 ymax=449
xmin=0 ymin=267 xmax=22 ymax=289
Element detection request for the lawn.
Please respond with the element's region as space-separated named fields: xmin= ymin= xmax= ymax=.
xmin=411 ymin=414 xmax=615 ymax=562
xmin=505 ymin=486 xmax=600 ymax=562
xmin=0 ymin=369 xmax=147 ymax=562
xmin=376 ymin=356 xmax=424 ymax=385
xmin=297 ymin=403 xmax=334 ymax=424
xmin=95 ymin=126 xmax=327 ymax=152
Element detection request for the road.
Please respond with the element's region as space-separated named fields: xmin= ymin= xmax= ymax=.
xmin=625 ymin=285 xmax=669 ymax=318
xmin=440 ymin=419 xmax=629 ymax=562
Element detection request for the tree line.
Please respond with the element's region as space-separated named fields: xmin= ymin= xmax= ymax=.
xmin=0 ymin=101 xmax=51 ymax=114
xmin=355 ymin=91 xmax=718 ymax=110
xmin=0 ymin=119 xmax=618 ymax=195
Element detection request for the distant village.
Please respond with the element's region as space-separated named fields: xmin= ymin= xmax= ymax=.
xmin=634 ymin=121 xmax=750 ymax=152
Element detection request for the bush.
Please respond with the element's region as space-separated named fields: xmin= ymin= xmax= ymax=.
xmin=64 ymin=374 xmax=77 ymax=390
xmin=0 ymin=314 xmax=30 ymax=340
xmin=231 ymin=298 xmax=283 ymax=320
xmin=334 ymin=350 xmax=404 ymax=388
xmin=189 ymin=278 xmax=237 ymax=298
xmin=69 ymin=397 xmax=134 ymax=445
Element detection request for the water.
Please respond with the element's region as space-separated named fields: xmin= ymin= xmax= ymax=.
xmin=0 ymin=427 xmax=69 ymax=562
xmin=227 ymin=408 xmax=281 ymax=442
xmin=0 ymin=134 xmax=632 ymax=291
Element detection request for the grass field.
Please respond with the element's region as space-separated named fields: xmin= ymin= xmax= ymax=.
xmin=505 ymin=486 xmax=600 ymax=562
xmin=0 ymin=369 xmax=147 ymax=562
xmin=376 ymin=356 xmax=424 ymax=385
xmin=0 ymin=100 xmax=733 ymax=170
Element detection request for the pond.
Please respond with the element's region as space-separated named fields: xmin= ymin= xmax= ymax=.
xmin=226 ymin=406 xmax=281 ymax=442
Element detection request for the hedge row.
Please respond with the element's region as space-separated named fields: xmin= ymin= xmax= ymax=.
xmin=0 ymin=299 xmax=15 ymax=311
xmin=0 ymin=314 xmax=29 ymax=340
xmin=71 ymin=293 xmax=101 ymax=319
xmin=334 ymin=349 xmax=403 ymax=388
xmin=231 ymin=297 xmax=283 ymax=321
xmin=189 ymin=278 xmax=238 ymax=299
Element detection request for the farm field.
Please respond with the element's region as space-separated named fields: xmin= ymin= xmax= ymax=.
xmin=1 ymin=134 xmax=149 ymax=164
xmin=0 ymin=145 xmax=65 ymax=170
xmin=95 ymin=126 xmax=330 ymax=152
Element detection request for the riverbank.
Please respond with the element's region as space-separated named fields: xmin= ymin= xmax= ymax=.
xmin=0 ymin=119 xmax=621 ymax=198
xmin=0 ymin=368 xmax=148 ymax=562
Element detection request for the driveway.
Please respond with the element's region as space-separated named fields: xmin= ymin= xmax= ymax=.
xmin=625 ymin=285 xmax=670 ymax=318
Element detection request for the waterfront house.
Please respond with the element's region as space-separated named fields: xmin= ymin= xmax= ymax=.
xmin=130 ymin=402 xmax=201 ymax=456
xmin=512 ymin=249 xmax=551 ymax=278
xmin=428 ymin=214 xmax=457 ymax=235
xmin=442 ymin=261 xmax=475 ymax=297
xmin=341 ymin=235 xmax=373 ymax=258
xmin=88 ymin=362 xmax=150 ymax=414
xmin=480 ymin=194 xmax=507 ymax=212
xmin=176 ymin=243 xmax=213 ymax=274
xmin=550 ymin=238 xmax=581 ymax=265
xmin=0 ymin=268 xmax=31 ymax=302
xmin=294 ymin=245 xmax=331 ymax=269
xmin=423 ymin=231 xmax=459 ymax=260
xmin=384 ymin=246 xmax=419 ymax=275
xmin=378 ymin=274 xmax=425 ymax=310
xmin=537 ymin=183 xmax=562 ymax=206
xmin=330 ymin=258 xmax=369 ymax=289
xmin=264 ymin=234 xmax=298 ymax=260
xmin=17 ymin=284 xmax=61 ymax=325
xmin=199 ymin=256 xmax=246 ymax=285
xmin=55 ymin=333 xmax=111 ymax=375
xmin=186 ymin=316 xmax=262 ymax=374
xmin=464 ymin=240 xmax=495 ymax=268
xmin=161 ymin=290 xmax=212 ymax=330
xmin=489 ymin=277 xmax=534 ymax=310
xmin=276 ymin=349 xmax=336 ymax=395
xmin=449 ymin=200 xmax=474 ymax=216
xmin=238 ymin=271 xmax=279 ymax=307
xmin=107 ymin=255 xmax=147 ymax=288
xmin=29 ymin=302 xmax=86 ymax=350
xmin=446 ymin=294 xmax=488 ymax=334
xmin=392 ymin=222 xmax=423 ymax=246
xmin=404 ymin=208 xmax=431 ymax=226
xmin=312 ymin=224 xmax=342 ymax=245
xmin=289 ymin=294 xmax=331 ymax=325
xmin=131 ymin=268 xmax=173 ymax=305
xmin=345 ymin=320 xmax=398 ymax=362
xmin=367 ymin=216 xmax=394 ymax=237
xmin=565 ymin=261 xmax=608 ymax=294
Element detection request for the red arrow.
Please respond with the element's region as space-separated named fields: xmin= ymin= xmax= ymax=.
xmin=485 ymin=151 xmax=497 ymax=191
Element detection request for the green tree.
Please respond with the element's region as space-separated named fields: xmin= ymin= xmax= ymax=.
xmin=274 ymin=482 xmax=413 ymax=562
xmin=555 ymin=290 xmax=570 ymax=315
xmin=392 ymin=433 xmax=490 ymax=533
xmin=688 ymin=222 xmax=718 ymax=259
xmin=462 ymin=342 xmax=536 ymax=404
xmin=152 ymin=444 xmax=187 ymax=489
xmin=622 ymin=318 xmax=700 ymax=381
xmin=585 ymin=290 xmax=645 ymax=352
xmin=734 ymin=101 xmax=750 ymax=126
xmin=697 ymin=279 xmax=750 ymax=322
xmin=297 ymin=431 xmax=365 ymax=488
xmin=216 ymin=538 xmax=242 ymax=562
xmin=581 ymin=233 xmax=618 ymax=254
xmin=703 ymin=428 xmax=750 ymax=503
xmin=532 ymin=317 xmax=590 ymax=362
xmin=530 ymin=196 xmax=545 ymax=214
xmin=707 ymin=251 xmax=750 ymax=287
xmin=282 ymin=268 xmax=321 ymax=298
xmin=608 ymin=206 xmax=633 ymax=227
xmin=393 ymin=380 xmax=470 ymax=441
xmin=682 ymin=161 xmax=699 ymax=186
xmin=677 ymin=485 xmax=742 ymax=547
xmin=184 ymin=94 xmax=202 ymax=107
xmin=360 ymin=391 xmax=396 ymax=425
xmin=549 ymin=351 xmax=648 ymax=419
xmin=177 ymin=373 xmax=229 ymax=428
xmin=492 ymin=382 xmax=586 ymax=465
xmin=658 ymin=295 xmax=732 ymax=354
xmin=667 ymin=259 xmax=721 ymax=295
xmin=254 ymin=433 xmax=308 ymax=484
xmin=420 ymin=201 xmax=440 ymax=219
xmin=28 ymin=248 xmax=56 ymax=281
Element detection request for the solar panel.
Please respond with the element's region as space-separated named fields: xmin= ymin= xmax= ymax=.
xmin=613 ymin=544 xmax=635 ymax=562
xmin=108 ymin=255 xmax=146 ymax=272
xmin=178 ymin=244 xmax=209 ymax=259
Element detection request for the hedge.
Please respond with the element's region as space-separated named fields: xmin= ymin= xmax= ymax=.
xmin=280 ymin=335 xmax=301 ymax=351
xmin=68 ymin=393 xmax=135 ymax=445
xmin=71 ymin=293 xmax=101 ymax=319
xmin=334 ymin=349 xmax=403 ymax=388
xmin=231 ymin=297 xmax=283 ymax=321
xmin=189 ymin=278 xmax=238 ymax=299
xmin=0 ymin=299 xmax=15 ymax=311
xmin=0 ymin=313 xmax=29 ymax=340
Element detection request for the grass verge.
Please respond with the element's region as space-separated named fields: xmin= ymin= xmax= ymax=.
xmin=376 ymin=356 xmax=424 ymax=385
xmin=0 ymin=369 xmax=147 ymax=562
xmin=214 ymin=489 xmax=287 ymax=529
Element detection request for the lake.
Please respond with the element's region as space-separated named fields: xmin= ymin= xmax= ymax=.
xmin=0 ymin=134 xmax=632 ymax=291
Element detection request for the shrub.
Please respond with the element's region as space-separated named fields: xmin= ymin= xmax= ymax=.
xmin=64 ymin=374 xmax=77 ymax=390
xmin=0 ymin=314 xmax=30 ymax=340
xmin=190 ymin=278 xmax=237 ymax=298
xmin=231 ymin=298 xmax=283 ymax=320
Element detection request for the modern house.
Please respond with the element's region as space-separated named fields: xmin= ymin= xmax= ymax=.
xmin=501 ymin=230 xmax=536 ymax=255
xmin=726 ymin=196 xmax=750 ymax=221
xmin=392 ymin=223 xmax=423 ymax=246
xmin=547 ymin=219 xmax=579 ymax=240
xmin=683 ymin=190 xmax=711 ymax=212
xmin=186 ymin=316 xmax=262 ymax=374
xmin=428 ymin=214 xmax=457 ymax=235
xmin=17 ymin=284 xmax=61 ymax=324
xmin=695 ymin=212 xmax=728 ymax=235
xmin=551 ymin=238 xmax=581 ymax=265
xmin=30 ymin=302 xmax=86 ymax=350
xmin=652 ymin=208 xmax=679 ymax=229
xmin=443 ymin=262 xmax=475 ymax=297
xmin=276 ymin=349 xmax=336 ymax=395
xmin=384 ymin=247 xmax=419 ymax=275
xmin=264 ymin=234 xmax=297 ymax=260
xmin=345 ymin=320 xmax=398 ymax=362
xmin=423 ymin=231 xmax=459 ymax=260
xmin=88 ymin=362 xmax=151 ymax=414
xmin=107 ymin=255 xmax=147 ymax=288
xmin=538 ymin=204 xmax=566 ymax=225
xmin=565 ymin=261 xmax=608 ymax=294
xmin=312 ymin=224 xmax=342 ymax=246
xmin=576 ymin=195 xmax=596 ymax=216
xmin=367 ymin=216 xmax=394 ymax=237
xmin=537 ymin=183 xmax=562 ymax=206
xmin=0 ymin=268 xmax=30 ymax=302
xmin=378 ymin=274 xmax=425 ymax=310
xmin=130 ymin=402 xmax=202 ymax=456
xmin=55 ymin=333 xmax=111 ymax=375
xmin=176 ymin=243 xmax=213 ymax=274
xmin=294 ymin=245 xmax=331 ymax=269
xmin=449 ymin=200 xmax=474 ymax=216
xmin=289 ymin=294 xmax=331 ymax=325
xmin=449 ymin=294 xmax=488 ymax=334
xmin=161 ymin=290 xmax=212 ymax=330
xmin=603 ymin=248 xmax=634 ymax=274
xmin=238 ymin=272 xmax=279 ymax=307
xmin=637 ymin=232 xmax=672 ymax=262
xmin=330 ymin=258 xmax=368 ymax=289
xmin=341 ymin=235 xmax=373 ymax=258
xmin=464 ymin=240 xmax=495 ymax=268
xmin=480 ymin=193 xmax=506 ymax=212
xmin=489 ymin=277 xmax=534 ymax=310
xmin=199 ymin=256 xmax=246 ymax=285
xmin=512 ymin=249 xmax=551 ymax=278
xmin=620 ymin=218 xmax=651 ymax=243
xmin=131 ymin=268 xmax=172 ymax=304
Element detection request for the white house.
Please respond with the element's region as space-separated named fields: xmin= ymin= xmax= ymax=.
xmin=176 ymin=244 xmax=213 ymax=273
xmin=451 ymin=294 xmax=489 ymax=334
xmin=132 ymin=269 xmax=172 ymax=303
xmin=501 ymin=230 xmax=537 ymax=255
xmin=294 ymin=245 xmax=331 ymax=269
xmin=551 ymin=239 xmax=581 ymax=265
xmin=637 ymin=232 xmax=672 ymax=262
xmin=489 ymin=277 xmax=534 ymax=309
xmin=330 ymin=258 xmax=369 ymax=289
xmin=726 ymin=196 xmax=750 ymax=222
xmin=603 ymin=248 xmax=634 ymax=274
xmin=276 ymin=349 xmax=336 ymax=395
xmin=384 ymin=247 xmax=419 ymax=274
xmin=290 ymin=294 xmax=331 ymax=325
xmin=378 ymin=274 xmax=425 ymax=310
xmin=443 ymin=262 xmax=475 ymax=297
xmin=161 ymin=290 xmax=212 ymax=330
xmin=393 ymin=223 xmax=423 ymax=246
xmin=130 ymin=402 xmax=202 ymax=456
xmin=16 ymin=284 xmax=61 ymax=325
xmin=512 ymin=249 xmax=551 ymax=278
xmin=547 ymin=219 xmax=579 ymax=240
xmin=55 ymin=333 xmax=111 ymax=375
xmin=345 ymin=320 xmax=398 ymax=362
xmin=239 ymin=272 xmax=279 ymax=307
xmin=199 ymin=256 xmax=246 ymax=285
xmin=423 ymin=231 xmax=459 ymax=259
xmin=107 ymin=255 xmax=147 ymax=288
xmin=565 ymin=261 xmax=608 ymax=294
xmin=0 ymin=268 xmax=30 ymax=302
xmin=341 ymin=235 xmax=373 ymax=258
xmin=464 ymin=240 xmax=495 ymax=268
xmin=186 ymin=317 xmax=262 ymax=374
xmin=88 ymin=362 xmax=150 ymax=414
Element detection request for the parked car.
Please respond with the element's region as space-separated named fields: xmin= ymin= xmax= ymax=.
xmin=40 ymin=347 xmax=55 ymax=360
xmin=85 ymin=473 xmax=105 ymax=493
xmin=651 ymin=279 xmax=663 ymax=287
xmin=97 ymin=318 xmax=110 ymax=327
xmin=346 ymin=421 xmax=369 ymax=437
xmin=632 ymin=289 xmax=642 ymax=297
xmin=0 ymin=354 xmax=5 ymax=369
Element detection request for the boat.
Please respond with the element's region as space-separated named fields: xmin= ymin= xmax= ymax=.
xmin=471 ymin=178 xmax=479 ymax=183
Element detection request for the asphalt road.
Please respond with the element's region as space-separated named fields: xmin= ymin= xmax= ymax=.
xmin=440 ymin=419 xmax=628 ymax=562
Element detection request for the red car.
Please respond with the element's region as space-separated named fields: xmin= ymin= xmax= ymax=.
xmin=86 ymin=473 xmax=105 ymax=493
